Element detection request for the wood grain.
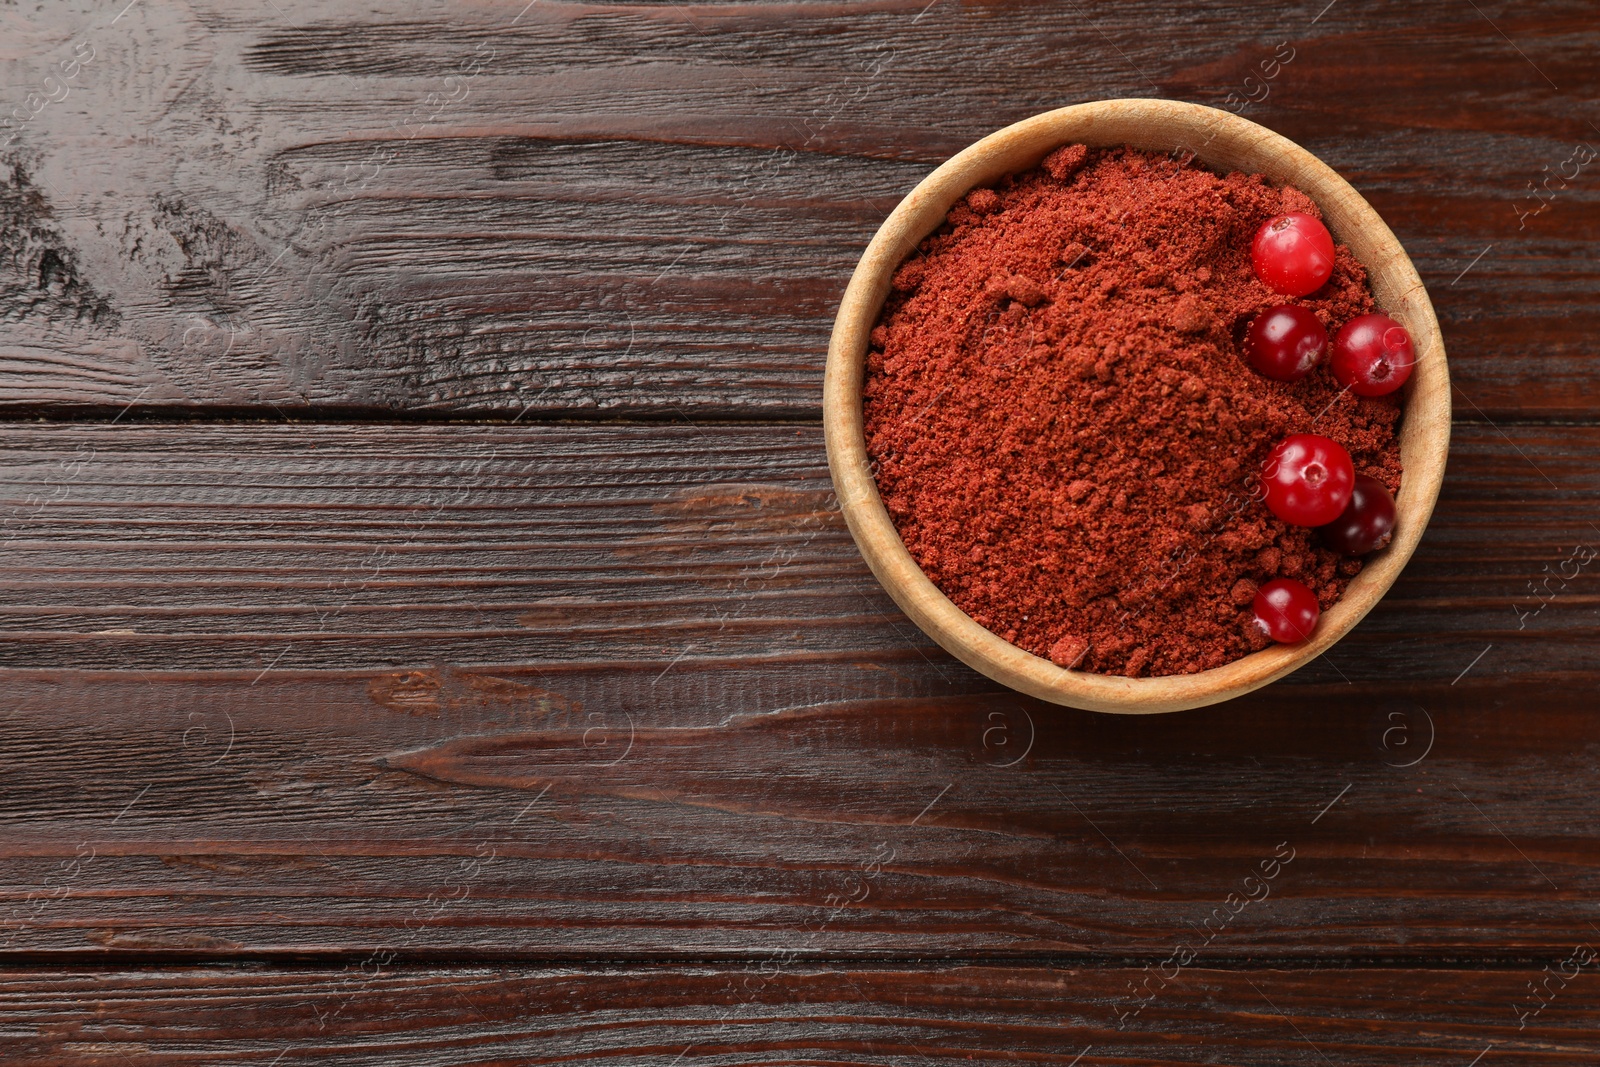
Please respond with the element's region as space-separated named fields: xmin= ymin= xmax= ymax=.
xmin=0 ymin=421 xmax=1591 ymax=678
xmin=0 ymin=643 xmax=1594 ymax=956
xmin=0 ymin=425 xmax=1587 ymax=959
xmin=4 ymin=964 xmax=1597 ymax=1064
xmin=0 ymin=0 xmax=1592 ymax=419
xmin=1 ymin=0 xmax=1598 ymax=1044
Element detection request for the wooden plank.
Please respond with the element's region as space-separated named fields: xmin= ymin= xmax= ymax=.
xmin=0 ymin=421 xmax=1595 ymax=678
xmin=1 ymin=666 xmax=1596 ymax=958
xmin=0 ymin=1 xmax=1593 ymax=418
xmin=0 ymin=424 xmax=1594 ymax=958
xmin=3 ymin=964 xmax=1597 ymax=1064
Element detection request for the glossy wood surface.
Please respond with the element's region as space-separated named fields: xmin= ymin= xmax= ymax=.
xmin=1 ymin=0 xmax=1596 ymax=1060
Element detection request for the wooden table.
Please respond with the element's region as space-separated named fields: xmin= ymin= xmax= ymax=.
xmin=2 ymin=0 xmax=1596 ymax=1061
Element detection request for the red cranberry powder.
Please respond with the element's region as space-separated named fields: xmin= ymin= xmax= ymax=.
xmin=862 ymin=145 xmax=1404 ymax=677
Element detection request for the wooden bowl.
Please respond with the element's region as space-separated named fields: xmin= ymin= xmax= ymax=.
xmin=823 ymin=99 xmax=1450 ymax=714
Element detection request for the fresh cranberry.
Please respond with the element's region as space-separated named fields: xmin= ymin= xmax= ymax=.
xmin=1331 ymin=314 xmax=1415 ymax=396
xmin=1251 ymin=213 xmax=1336 ymax=297
xmin=1261 ymin=433 xmax=1354 ymax=527
xmin=1244 ymin=305 xmax=1327 ymax=381
xmin=1319 ymin=474 xmax=1396 ymax=555
xmin=1253 ymin=578 xmax=1320 ymax=643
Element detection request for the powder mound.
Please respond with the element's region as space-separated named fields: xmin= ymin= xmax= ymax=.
xmin=1043 ymin=143 xmax=1089 ymax=181
xmin=1048 ymin=634 xmax=1090 ymax=669
xmin=966 ymin=187 xmax=1002 ymax=215
xmin=862 ymin=145 xmax=1404 ymax=678
xmin=986 ymin=272 xmax=1048 ymax=307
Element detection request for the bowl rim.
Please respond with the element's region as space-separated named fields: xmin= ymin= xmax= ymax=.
xmin=822 ymin=98 xmax=1452 ymax=714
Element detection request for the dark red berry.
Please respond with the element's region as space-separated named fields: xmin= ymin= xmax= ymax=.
xmin=1253 ymin=578 xmax=1320 ymax=643
xmin=1318 ymin=474 xmax=1396 ymax=556
xmin=1244 ymin=305 xmax=1327 ymax=381
xmin=1331 ymin=314 xmax=1415 ymax=397
xmin=1251 ymin=213 xmax=1336 ymax=297
xmin=1261 ymin=433 xmax=1354 ymax=527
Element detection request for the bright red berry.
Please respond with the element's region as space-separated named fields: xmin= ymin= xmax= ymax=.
xmin=1253 ymin=578 xmax=1320 ymax=643
xmin=1244 ymin=305 xmax=1327 ymax=381
xmin=1251 ymin=213 xmax=1336 ymax=297
xmin=1261 ymin=433 xmax=1354 ymax=527
xmin=1318 ymin=474 xmax=1396 ymax=556
xmin=1331 ymin=314 xmax=1415 ymax=397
